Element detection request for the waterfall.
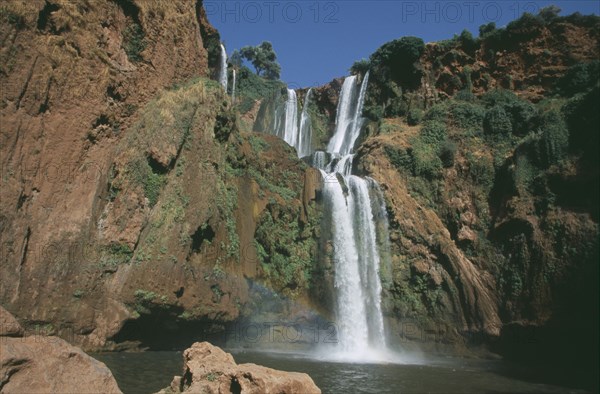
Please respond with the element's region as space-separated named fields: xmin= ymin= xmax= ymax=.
xmin=327 ymin=71 xmax=370 ymax=155
xmin=256 ymin=72 xmax=390 ymax=360
xmin=218 ymin=44 xmax=228 ymax=90
xmin=270 ymin=88 xmax=313 ymax=159
xmin=231 ymin=69 xmax=236 ymax=104
xmin=298 ymin=89 xmax=313 ymax=158
xmin=282 ymin=89 xmax=299 ymax=148
xmin=319 ymin=72 xmax=389 ymax=359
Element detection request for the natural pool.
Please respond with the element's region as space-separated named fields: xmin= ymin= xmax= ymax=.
xmin=94 ymin=349 xmax=587 ymax=394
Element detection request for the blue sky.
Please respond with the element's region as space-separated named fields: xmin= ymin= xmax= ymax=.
xmin=206 ymin=1 xmax=600 ymax=87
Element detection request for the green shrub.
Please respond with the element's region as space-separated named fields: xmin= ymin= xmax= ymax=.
xmin=411 ymin=140 xmax=442 ymax=179
xmin=538 ymin=5 xmax=561 ymax=22
xmin=369 ymin=36 xmax=425 ymax=90
xmin=555 ymin=60 xmax=600 ymax=97
xmin=420 ymin=120 xmax=447 ymax=145
xmin=455 ymin=89 xmax=475 ymax=102
xmin=385 ymin=97 xmax=409 ymax=117
xmin=505 ymin=100 xmax=537 ymax=135
xmin=123 ymin=23 xmax=146 ymax=62
xmin=449 ymin=101 xmax=485 ymax=130
xmin=534 ymin=109 xmax=569 ymax=168
xmin=478 ymin=22 xmax=497 ymax=38
xmin=563 ymin=85 xmax=599 ymax=166
xmin=350 ymin=58 xmax=371 ymax=75
xmin=514 ymin=154 xmax=536 ymax=192
xmin=236 ymin=66 xmax=286 ymax=113
xmin=467 ymin=153 xmax=495 ymax=190
xmin=424 ymin=102 xmax=449 ymax=123
xmin=483 ymin=106 xmax=512 ymax=135
xmin=407 ymin=108 xmax=424 ymax=125
xmin=385 ymin=145 xmax=413 ymax=172
xmin=459 ymin=29 xmax=479 ymax=54
xmin=363 ymin=104 xmax=384 ymax=122
xmin=439 ymin=140 xmax=457 ymax=168
xmin=481 ymin=89 xmax=519 ymax=108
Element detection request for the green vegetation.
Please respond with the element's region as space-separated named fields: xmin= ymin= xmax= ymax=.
xmin=555 ymin=60 xmax=599 ymax=97
xmin=248 ymin=134 xmax=269 ymax=152
xmin=407 ymin=108 xmax=424 ymax=125
xmin=254 ymin=201 xmax=320 ymax=297
xmin=439 ymin=140 xmax=457 ymax=168
xmin=99 ymin=243 xmax=133 ymax=269
xmin=123 ymin=23 xmax=146 ymax=62
xmin=133 ymin=289 xmax=169 ymax=314
xmin=234 ymin=66 xmax=286 ymax=113
xmin=238 ymin=41 xmax=281 ymax=80
xmin=420 ymin=120 xmax=447 ymax=145
xmin=448 ymin=101 xmax=484 ymax=131
xmin=483 ymin=105 xmax=512 ymax=135
xmin=350 ymin=58 xmax=371 ymax=75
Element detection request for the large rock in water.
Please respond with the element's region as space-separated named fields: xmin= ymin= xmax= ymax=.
xmin=0 ymin=306 xmax=121 ymax=393
xmin=162 ymin=342 xmax=321 ymax=394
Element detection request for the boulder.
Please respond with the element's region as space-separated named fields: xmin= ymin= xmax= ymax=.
xmin=0 ymin=306 xmax=23 ymax=337
xmin=162 ymin=342 xmax=321 ymax=394
xmin=0 ymin=332 xmax=122 ymax=393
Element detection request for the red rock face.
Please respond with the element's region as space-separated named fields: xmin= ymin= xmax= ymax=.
xmin=0 ymin=0 xmax=211 ymax=348
xmin=419 ymin=19 xmax=599 ymax=101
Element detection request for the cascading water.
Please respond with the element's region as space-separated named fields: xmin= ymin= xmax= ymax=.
xmin=327 ymin=71 xmax=370 ymax=155
xmin=231 ymin=69 xmax=236 ymax=104
xmin=270 ymin=88 xmax=313 ymax=158
xmin=316 ymin=72 xmax=390 ymax=360
xmin=258 ymin=73 xmax=391 ymax=360
xmin=297 ymin=89 xmax=313 ymax=158
xmin=283 ymin=89 xmax=299 ymax=149
xmin=218 ymin=44 xmax=228 ymax=90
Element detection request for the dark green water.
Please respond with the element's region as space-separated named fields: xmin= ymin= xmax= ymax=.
xmin=94 ymin=350 xmax=587 ymax=394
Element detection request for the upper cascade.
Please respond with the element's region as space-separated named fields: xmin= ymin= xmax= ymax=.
xmin=218 ymin=44 xmax=228 ymax=90
xmin=327 ymin=71 xmax=370 ymax=155
xmin=283 ymin=88 xmax=299 ymax=149
xmin=268 ymin=88 xmax=314 ymax=159
xmin=297 ymin=88 xmax=313 ymax=158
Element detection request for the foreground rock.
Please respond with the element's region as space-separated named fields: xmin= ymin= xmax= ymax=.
xmin=0 ymin=307 xmax=121 ymax=393
xmin=162 ymin=342 xmax=321 ymax=394
xmin=0 ymin=306 xmax=23 ymax=337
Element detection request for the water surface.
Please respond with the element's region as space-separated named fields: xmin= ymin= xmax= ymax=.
xmin=95 ymin=350 xmax=587 ymax=394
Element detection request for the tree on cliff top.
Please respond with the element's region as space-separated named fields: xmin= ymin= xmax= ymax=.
xmin=239 ymin=41 xmax=281 ymax=80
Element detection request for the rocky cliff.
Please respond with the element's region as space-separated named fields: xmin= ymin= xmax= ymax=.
xmin=0 ymin=0 xmax=322 ymax=351
xmin=347 ymin=11 xmax=598 ymax=389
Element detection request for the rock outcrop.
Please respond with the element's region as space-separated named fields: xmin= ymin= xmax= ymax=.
xmin=0 ymin=306 xmax=23 ymax=337
xmin=0 ymin=306 xmax=121 ymax=393
xmin=162 ymin=342 xmax=320 ymax=394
